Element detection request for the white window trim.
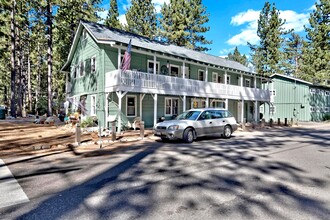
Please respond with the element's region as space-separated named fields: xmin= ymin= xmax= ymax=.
xmin=212 ymin=72 xmax=223 ymax=83
xmin=91 ymin=56 xmax=96 ymax=73
xmin=169 ymin=64 xmax=180 ymax=77
xmin=259 ymin=105 xmax=264 ymax=113
xmin=165 ymin=97 xmax=179 ymax=116
xmin=226 ymin=75 xmax=231 ymax=84
xmin=210 ymin=99 xmax=225 ymax=108
xmin=270 ymin=106 xmax=276 ymax=114
xmin=198 ymin=69 xmax=205 ymax=81
xmin=147 ymin=60 xmax=160 ymax=74
xmin=270 ymin=90 xmax=276 ymax=96
xmin=126 ymin=95 xmax=137 ymax=117
xmin=245 ymin=79 xmax=251 ymax=87
xmin=90 ymin=95 xmax=96 ymax=116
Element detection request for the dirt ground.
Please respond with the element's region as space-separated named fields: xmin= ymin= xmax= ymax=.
xmin=0 ymin=117 xmax=151 ymax=158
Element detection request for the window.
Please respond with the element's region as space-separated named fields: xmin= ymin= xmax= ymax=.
xmin=165 ymin=98 xmax=179 ymax=116
xmin=260 ymin=105 xmax=264 ymax=113
xmin=210 ymin=100 xmax=225 ymax=108
xmin=91 ymin=95 xmax=96 ymax=115
xmin=212 ymin=72 xmax=222 ymax=83
xmin=198 ymin=70 xmax=204 ymax=81
xmin=270 ymin=106 xmax=276 ymax=114
xmin=147 ymin=60 xmax=160 ymax=74
xmin=91 ymin=56 xmax=96 ymax=73
xmin=226 ymin=75 xmax=231 ymax=84
xmin=80 ymin=61 xmax=85 ymax=76
xmin=126 ymin=96 xmax=137 ymax=117
xmin=170 ymin=65 xmax=180 ymax=77
xmin=245 ymin=79 xmax=251 ymax=87
xmin=72 ymin=66 xmax=77 ymax=79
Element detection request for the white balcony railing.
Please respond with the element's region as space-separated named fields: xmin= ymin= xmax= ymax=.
xmin=105 ymin=70 xmax=270 ymax=101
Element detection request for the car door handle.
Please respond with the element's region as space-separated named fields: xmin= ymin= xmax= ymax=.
xmin=223 ymin=120 xmax=226 ymax=123
xmin=209 ymin=122 xmax=212 ymax=124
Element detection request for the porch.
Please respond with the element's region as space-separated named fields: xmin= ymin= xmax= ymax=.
xmin=105 ymin=70 xmax=270 ymax=101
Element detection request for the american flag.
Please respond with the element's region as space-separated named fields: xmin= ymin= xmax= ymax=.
xmin=121 ymin=39 xmax=132 ymax=72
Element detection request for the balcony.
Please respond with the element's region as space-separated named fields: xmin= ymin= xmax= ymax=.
xmin=105 ymin=70 xmax=270 ymax=101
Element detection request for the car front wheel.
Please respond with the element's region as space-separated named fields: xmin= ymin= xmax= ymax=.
xmin=183 ymin=128 xmax=194 ymax=143
xmin=223 ymin=125 xmax=232 ymax=138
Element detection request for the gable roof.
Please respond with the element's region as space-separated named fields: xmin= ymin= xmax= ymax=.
xmin=62 ymin=20 xmax=255 ymax=75
xmin=270 ymin=74 xmax=313 ymax=85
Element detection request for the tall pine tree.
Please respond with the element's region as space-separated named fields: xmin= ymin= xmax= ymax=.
xmin=302 ymin=0 xmax=330 ymax=85
xmin=227 ymin=47 xmax=248 ymax=66
xmin=104 ymin=0 xmax=121 ymax=29
xmin=249 ymin=2 xmax=288 ymax=75
xmin=282 ymin=32 xmax=304 ymax=77
xmin=125 ymin=0 xmax=157 ymax=39
xmin=159 ymin=0 xmax=211 ymax=51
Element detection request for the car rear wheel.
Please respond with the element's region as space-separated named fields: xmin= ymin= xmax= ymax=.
xmin=161 ymin=137 xmax=168 ymax=142
xmin=183 ymin=128 xmax=194 ymax=143
xmin=223 ymin=125 xmax=232 ymax=138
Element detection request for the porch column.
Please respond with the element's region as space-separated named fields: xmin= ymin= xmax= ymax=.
xmin=240 ymin=74 xmax=243 ymax=87
xmin=205 ymin=67 xmax=208 ymax=82
xmin=241 ymin=99 xmax=245 ymax=123
xmin=254 ymin=101 xmax=258 ymax=122
xmin=116 ymin=91 xmax=127 ymax=134
xmin=206 ymin=97 xmax=209 ymax=107
xmin=183 ymin=95 xmax=186 ymax=111
xmin=118 ymin=48 xmax=121 ymax=69
xmin=105 ymin=93 xmax=108 ymax=125
xmin=224 ymin=71 xmax=227 ymax=84
xmin=254 ymin=75 xmax=257 ymax=88
xmin=183 ymin=62 xmax=186 ymax=79
xmin=153 ymin=54 xmax=157 ymax=74
xmin=140 ymin=94 xmax=146 ymax=120
xmin=225 ymin=99 xmax=228 ymax=110
xmin=152 ymin=94 xmax=158 ymax=126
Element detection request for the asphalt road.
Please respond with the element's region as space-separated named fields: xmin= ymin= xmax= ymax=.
xmin=1 ymin=124 xmax=330 ymax=220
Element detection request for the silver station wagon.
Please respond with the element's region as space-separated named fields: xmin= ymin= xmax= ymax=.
xmin=154 ymin=108 xmax=238 ymax=143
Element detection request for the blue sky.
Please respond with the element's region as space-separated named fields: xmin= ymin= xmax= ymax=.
xmin=98 ymin=0 xmax=316 ymax=59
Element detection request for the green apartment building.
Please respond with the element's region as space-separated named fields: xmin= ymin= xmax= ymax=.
xmin=261 ymin=74 xmax=330 ymax=122
xmin=61 ymin=21 xmax=271 ymax=130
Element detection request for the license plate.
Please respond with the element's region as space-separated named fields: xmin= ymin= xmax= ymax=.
xmin=156 ymin=131 xmax=161 ymax=136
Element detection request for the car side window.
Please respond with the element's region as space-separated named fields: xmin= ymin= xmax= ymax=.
xmin=211 ymin=110 xmax=223 ymax=119
xmin=198 ymin=111 xmax=211 ymax=120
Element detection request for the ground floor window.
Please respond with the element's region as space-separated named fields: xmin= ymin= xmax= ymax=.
xmin=210 ymin=100 xmax=225 ymax=108
xmin=126 ymin=95 xmax=137 ymax=117
xmin=165 ymin=97 xmax=179 ymax=116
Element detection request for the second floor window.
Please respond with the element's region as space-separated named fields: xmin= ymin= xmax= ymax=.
xmin=198 ymin=70 xmax=204 ymax=81
xmin=80 ymin=61 xmax=85 ymax=76
xmin=245 ymin=79 xmax=251 ymax=87
xmin=147 ymin=60 xmax=160 ymax=74
xmin=212 ymin=72 xmax=222 ymax=83
xmin=170 ymin=65 xmax=179 ymax=77
xmin=91 ymin=56 xmax=96 ymax=73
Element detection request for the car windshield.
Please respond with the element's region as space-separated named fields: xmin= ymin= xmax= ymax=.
xmin=175 ymin=111 xmax=201 ymax=120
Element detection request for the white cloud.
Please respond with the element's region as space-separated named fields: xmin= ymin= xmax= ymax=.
xmin=227 ymin=9 xmax=310 ymax=46
xmin=230 ymin=9 xmax=260 ymax=26
xmin=119 ymin=14 xmax=127 ymax=26
xmin=97 ymin=10 xmax=108 ymax=22
xmin=219 ymin=47 xmax=235 ymax=56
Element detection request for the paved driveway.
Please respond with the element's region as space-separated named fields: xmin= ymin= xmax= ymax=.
xmin=1 ymin=124 xmax=329 ymax=220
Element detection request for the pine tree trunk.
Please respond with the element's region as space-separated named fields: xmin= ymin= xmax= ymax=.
xmin=10 ymin=0 xmax=17 ymax=118
xmin=27 ymin=47 xmax=32 ymax=112
xmin=16 ymin=24 xmax=23 ymax=117
xmin=47 ymin=0 xmax=53 ymax=116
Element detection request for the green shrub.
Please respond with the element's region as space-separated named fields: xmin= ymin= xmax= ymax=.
xmin=323 ymin=114 xmax=330 ymax=121
xmin=81 ymin=116 xmax=98 ymax=128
